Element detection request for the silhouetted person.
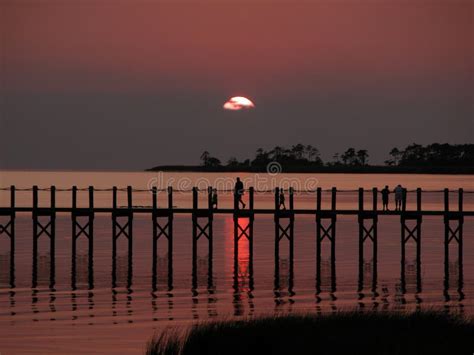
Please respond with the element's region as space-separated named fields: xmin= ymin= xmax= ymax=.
xmin=381 ymin=185 xmax=390 ymax=211
xmin=394 ymin=184 xmax=403 ymax=211
xmin=234 ymin=177 xmax=246 ymax=209
xmin=211 ymin=188 xmax=218 ymax=209
xmin=279 ymin=188 xmax=286 ymax=210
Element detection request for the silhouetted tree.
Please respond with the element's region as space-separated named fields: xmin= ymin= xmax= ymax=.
xmin=200 ymin=151 xmax=221 ymax=167
xmin=385 ymin=147 xmax=402 ymax=166
xmin=400 ymin=143 xmax=424 ymax=165
xmin=206 ymin=157 xmax=221 ymax=167
xmin=305 ymin=145 xmax=321 ymax=163
xmin=356 ymin=149 xmax=369 ymax=166
xmin=341 ymin=148 xmax=357 ymax=165
xmin=291 ymin=144 xmax=305 ymax=160
xmin=397 ymin=143 xmax=474 ymax=167
xmin=329 ymin=153 xmax=341 ymax=166
xmin=227 ymin=157 xmax=239 ymax=167
xmin=251 ymin=148 xmax=270 ymax=167
xmin=195 ymin=143 xmax=472 ymax=171
xmin=270 ymin=146 xmax=284 ymax=161
xmin=200 ymin=151 xmax=210 ymax=166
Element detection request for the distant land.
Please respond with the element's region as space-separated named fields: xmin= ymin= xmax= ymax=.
xmin=146 ymin=165 xmax=474 ymax=174
xmin=148 ymin=143 xmax=474 ymax=174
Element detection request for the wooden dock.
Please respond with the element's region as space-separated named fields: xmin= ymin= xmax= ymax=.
xmin=0 ymin=185 xmax=471 ymax=292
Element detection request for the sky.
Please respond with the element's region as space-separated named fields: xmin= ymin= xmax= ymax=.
xmin=0 ymin=0 xmax=472 ymax=170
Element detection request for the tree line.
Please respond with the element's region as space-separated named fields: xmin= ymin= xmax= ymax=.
xmin=199 ymin=143 xmax=474 ymax=168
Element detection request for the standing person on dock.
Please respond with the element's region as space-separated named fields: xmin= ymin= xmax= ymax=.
xmin=381 ymin=185 xmax=390 ymax=211
xmin=211 ymin=188 xmax=218 ymax=209
xmin=279 ymin=188 xmax=286 ymax=210
xmin=394 ymin=184 xmax=403 ymax=211
xmin=234 ymin=177 xmax=246 ymax=209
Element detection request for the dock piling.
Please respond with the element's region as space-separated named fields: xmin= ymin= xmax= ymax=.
xmin=152 ymin=186 xmax=174 ymax=291
xmin=0 ymin=186 xmax=15 ymax=287
xmin=233 ymin=187 xmax=254 ymax=290
xmin=274 ymin=187 xmax=295 ymax=292
xmin=32 ymin=185 xmax=56 ymax=288
xmin=191 ymin=187 xmax=213 ymax=289
xmin=71 ymin=186 xmax=94 ymax=289
xmin=400 ymin=188 xmax=422 ymax=293
xmin=358 ymin=188 xmax=378 ymax=291
xmin=316 ymin=187 xmax=337 ymax=293
xmin=112 ymin=186 xmax=133 ymax=288
xmin=443 ymin=188 xmax=464 ymax=292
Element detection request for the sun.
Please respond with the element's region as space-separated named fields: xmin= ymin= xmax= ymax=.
xmin=223 ymin=96 xmax=255 ymax=110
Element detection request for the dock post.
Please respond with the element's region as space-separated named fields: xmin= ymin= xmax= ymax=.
xmin=274 ymin=187 xmax=295 ymax=292
xmin=32 ymin=185 xmax=56 ymax=288
xmin=0 ymin=186 xmax=16 ymax=287
xmin=168 ymin=187 xmax=174 ymax=289
xmin=233 ymin=186 xmax=254 ymax=291
xmin=316 ymin=187 xmax=337 ymax=293
xmin=192 ymin=187 xmax=198 ymax=288
xmin=50 ymin=185 xmax=56 ymax=287
xmin=207 ymin=187 xmax=214 ymax=288
xmin=32 ymin=185 xmax=38 ymax=287
xmin=458 ymin=188 xmax=464 ymax=291
xmin=233 ymin=191 xmax=238 ymax=283
xmin=274 ymin=188 xmax=280 ymax=285
xmin=111 ymin=186 xmax=133 ymax=288
xmin=152 ymin=186 xmax=157 ymax=288
xmin=71 ymin=186 xmax=95 ymax=289
xmin=112 ymin=186 xmax=117 ymax=284
xmin=444 ymin=188 xmax=449 ymax=290
xmin=358 ymin=188 xmax=378 ymax=291
xmin=191 ymin=187 xmax=213 ymax=289
xmin=152 ymin=186 xmax=174 ymax=291
xmin=330 ymin=187 xmax=336 ymax=291
xmin=249 ymin=187 xmax=254 ymax=281
xmin=127 ymin=186 xmax=133 ymax=269
xmin=289 ymin=187 xmax=294 ymax=291
xmin=316 ymin=187 xmax=321 ymax=292
xmin=358 ymin=188 xmax=364 ymax=290
xmin=10 ymin=185 xmax=15 ymax=287
xmin=444 ymin=188 xmax=464 ymax=292
xmin=416 ymin=188 xmax=422 ymax=289
xmin=88 ymin=186 xmax=94 ymax=288
xmin=400 ymin=188 xmax=422 ymax=292
xmin=71 ymin=186 xmax=77 ymax=288
xmin=400 ymin=188 xmax=406 ymax=289
xmin=372 ymin=187 xmax=378 ymax=289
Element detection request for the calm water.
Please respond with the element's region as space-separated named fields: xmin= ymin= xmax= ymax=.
xmin=0 ymin=171 xmax=473 ymax=354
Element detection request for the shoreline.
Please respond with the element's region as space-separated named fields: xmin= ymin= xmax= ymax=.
xmin=146 ymin=165 xmax=474 ymax=174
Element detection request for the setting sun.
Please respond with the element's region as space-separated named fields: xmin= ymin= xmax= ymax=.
xmin=223 ymin=96 xmax=255 ymax=110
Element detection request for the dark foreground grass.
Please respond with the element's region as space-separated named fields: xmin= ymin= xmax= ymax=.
xmin=146 ymin=311 xmax=474 ymax=355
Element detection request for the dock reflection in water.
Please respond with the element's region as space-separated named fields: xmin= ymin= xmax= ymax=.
xmin=0 ymin=216 xmax=470 ymax=312
xmin=0 ymin=214 xmax=472 ymax=353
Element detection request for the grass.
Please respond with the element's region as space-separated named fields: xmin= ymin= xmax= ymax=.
xmin=146 ymin=310 xmax=474 ymax=355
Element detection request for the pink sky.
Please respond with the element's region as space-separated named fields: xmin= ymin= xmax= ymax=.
xmin=2 ymin=1 xmax=471 ymax=94
xmin=0 ymin=0 xmax=472 ymax=169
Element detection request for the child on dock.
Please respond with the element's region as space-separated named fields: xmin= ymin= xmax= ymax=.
xmin=211 ymin=188 xmax=218 ymax=209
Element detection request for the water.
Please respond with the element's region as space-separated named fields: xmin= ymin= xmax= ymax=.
xmin=0 ymin=171 xmax=473 ymax=354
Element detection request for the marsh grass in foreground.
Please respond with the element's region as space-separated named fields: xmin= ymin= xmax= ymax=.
xmin=146 ymin=311 xmax=474 ymax=355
